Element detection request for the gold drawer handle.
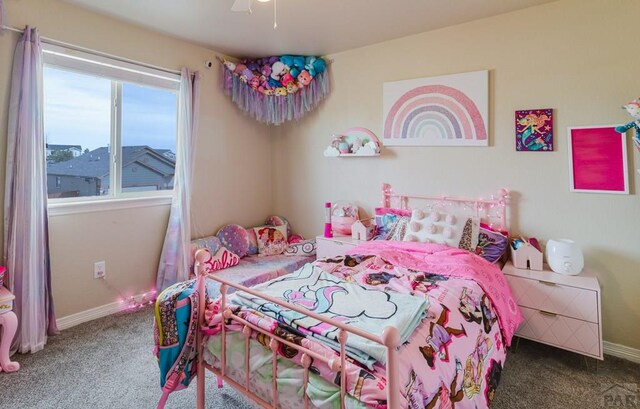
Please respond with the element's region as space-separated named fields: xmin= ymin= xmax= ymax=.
xmin=539 ymin=310 xmax=558 ymax=317
xmin=538 ymin=280 xmax=557 ymax=286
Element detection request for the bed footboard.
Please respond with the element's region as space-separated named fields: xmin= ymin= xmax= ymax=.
xmin=193 ymin=249 xmax=401 ymax=409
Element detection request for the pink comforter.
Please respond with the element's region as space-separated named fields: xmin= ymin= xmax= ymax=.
xmin=206 ymin=241 xmax=523 ymax=408
xmin=346 ymin=241 xmax=522 ymax=344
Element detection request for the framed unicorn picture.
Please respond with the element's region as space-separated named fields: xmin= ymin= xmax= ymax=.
xmin=382 ymin=70 xmax=489 ymax=147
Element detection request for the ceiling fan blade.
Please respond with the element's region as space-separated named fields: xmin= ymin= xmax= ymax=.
xmin=231 ymin=0 xmax=252 ymax=12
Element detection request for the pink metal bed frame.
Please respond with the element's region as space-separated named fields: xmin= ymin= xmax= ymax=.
xmin=193 ymin=183 xmax=509 ymax=409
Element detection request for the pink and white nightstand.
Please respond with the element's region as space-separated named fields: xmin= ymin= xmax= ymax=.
xmin=0 ymin=286 xmax=20 ymax=372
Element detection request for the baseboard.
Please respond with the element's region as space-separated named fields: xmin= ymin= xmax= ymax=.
xmin=56 ymin=293 xmax=150 ymax=331
xmin=603 ymin=341 xmax=640 ymax=364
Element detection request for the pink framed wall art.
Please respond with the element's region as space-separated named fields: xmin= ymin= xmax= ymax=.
xmin=382 ymin=70 xmax=489 ymax=146
xmin=567 ymin=125 xmax=629 ymax=194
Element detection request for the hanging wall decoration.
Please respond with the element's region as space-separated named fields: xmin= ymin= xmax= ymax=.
xmin=220 ymin=55 xmax=330 ymax=126
xmin=382 ymin=70 xmax=489 ymax=146
xmin=515 ymin=108 xmax=553 ymax=151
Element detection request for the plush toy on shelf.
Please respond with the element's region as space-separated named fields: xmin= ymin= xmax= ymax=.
xmin=323 ymin=128 xmax=382 ymax=157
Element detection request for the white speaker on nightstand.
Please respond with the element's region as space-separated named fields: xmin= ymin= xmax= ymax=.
xmin=545 ymin=239 xmax=584 ymax=275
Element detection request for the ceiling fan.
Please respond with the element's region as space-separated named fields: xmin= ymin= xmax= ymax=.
xmin=231 ymin=0 xmax=272 ymax=14
xmin=231 ymin=0 xmax=279 ymax=28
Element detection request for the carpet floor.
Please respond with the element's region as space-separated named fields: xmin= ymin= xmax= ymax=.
xmin=0 ymin=307 xmax=638 ymax=408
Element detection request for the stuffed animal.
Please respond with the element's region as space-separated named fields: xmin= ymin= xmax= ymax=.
xmin=241 ymin=68 xmax=254 ymax=81
xmin=298 ymin=70 xmax=312 ymax=87
xmin=280 ymin=55 xmax=295 ymax=67
xmin=305 ymin=57 xmax=318 ymax=76
xmin=286 ymin=82 xmax=298 ymax=93
xmin=331 ymin=135 xmax=344 ymax=148
xmin=271 ymin=61 xmax=286 ymax=81
xmin=223 ymin=60 xmax=236 ymax=72
xmin=249 ymin=76 xmax=260 ymax=89
xmin=261 ymin=65 xmax=272 ymax=78
xmin=246 ymin=62 xmax=260 ymax=72
xmin=234 ymin=64 xmax=247 ymax=75
xmin=281 ymin=73 xmax=294 ymax=87
xmin=275 ymin=87 xmax=288 ymax=96
xmin=350 ymin=137 xmax=363 ymax=154
xmin=615 ymin=98 xmax=640 ymax=136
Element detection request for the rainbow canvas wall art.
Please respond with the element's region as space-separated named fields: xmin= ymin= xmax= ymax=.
xmin=382 ymin=70 xmax=489 ymax=146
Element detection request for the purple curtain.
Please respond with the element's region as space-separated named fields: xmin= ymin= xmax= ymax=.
xmin=0 ymin=0 xmax=6 ymax=32
xmin=4 ymin=27 xmax=58 ymax=353
xmin=156 ymin=68 xmax=202 ymax=291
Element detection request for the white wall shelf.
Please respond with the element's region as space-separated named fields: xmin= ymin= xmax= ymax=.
xmin=324 ymin=127 xmax=382 ymax=158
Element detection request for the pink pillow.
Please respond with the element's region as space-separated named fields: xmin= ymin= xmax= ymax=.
xmin=217 ymin=224 xmax=250 ymax=258
xmin=374 ymin=207 xmax=412 ymax=217
xmin=265 ymin=215 xmax=292 ymax=237
xmin=201 ymin=247 xmax=241 ymax=273
xmin=254 ymin=225 xmax=288 ymax=256
xmin=246 ymin=228 xmax=259 ymax=255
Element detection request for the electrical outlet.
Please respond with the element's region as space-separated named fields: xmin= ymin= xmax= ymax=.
xmin=94 ymin=261 xmax=106 ymax=279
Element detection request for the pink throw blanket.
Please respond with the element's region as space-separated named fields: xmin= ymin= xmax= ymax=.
xmin=347 ymin=241 xmax=523 ymax=345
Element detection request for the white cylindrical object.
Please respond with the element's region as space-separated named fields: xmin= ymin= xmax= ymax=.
xmin=545 ymin=239 xmax=584 ymax=275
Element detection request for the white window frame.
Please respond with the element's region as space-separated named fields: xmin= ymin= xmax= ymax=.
xmin=43 ymin=44 xmax=180 ymax=215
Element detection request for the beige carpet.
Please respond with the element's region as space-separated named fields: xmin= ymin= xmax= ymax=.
xmin=0 ymin=307 xmax=637 ymax=408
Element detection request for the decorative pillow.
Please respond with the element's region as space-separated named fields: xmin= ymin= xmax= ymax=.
xmin=403 ymin=209 xmax=480 ymax=250
xmin=254 ymin=224 xmax=288 ymax=256
xmin=265 ymin=215 xmax=292 ymax=238
xmin=216 ymin=224 xmax=250 ymax=258
xmin=200 ymin=247 xmax=241 ymax=273
xmin=288 ymin=234 xmax=304 ymax=244
xmin=475 ymin=226 xmax=509 ymax=263
xmin=246 ymin=228 xmax=259 ymax=256
xmin=374 ymin=207 xmax=411 ymax=240
xmin=190 ymin=236 xmax=222 ymax=267
xmin=284 ymin=239 xmax=317 ymax=256
xmin=386 ymin=216 xmax=410 ymax=241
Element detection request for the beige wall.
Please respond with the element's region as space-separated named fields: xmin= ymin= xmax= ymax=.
xmin=0 ymin=0 xmax=272 ymax=317
xmin=273 ymin=0 xmax=640 ymax=349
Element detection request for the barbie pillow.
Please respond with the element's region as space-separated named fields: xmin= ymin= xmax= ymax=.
xmin=189 ymin=236 xmax=222 ymax=267
xmin=254 ymin=224 xmax=288 ymax=256
xmin=284 ymin=239 xmax=317 ymax=256
xmin=199 ymin=247 xmax=241 ymax=273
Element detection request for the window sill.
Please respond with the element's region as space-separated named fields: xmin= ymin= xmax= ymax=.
xmin=48 ymin=195 xmax=172 ymax=216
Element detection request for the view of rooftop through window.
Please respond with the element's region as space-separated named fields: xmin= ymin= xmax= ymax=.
xmin=43 ymin=66 xmax=178 ymax=199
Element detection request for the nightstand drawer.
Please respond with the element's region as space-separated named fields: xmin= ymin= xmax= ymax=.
xmin=506 ymin=275 xmax=598 ymax=323
xmin=517 ymin=306 xmax=601 ymax=358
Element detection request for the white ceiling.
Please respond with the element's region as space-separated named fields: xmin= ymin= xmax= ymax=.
xmin=63 ymin=0 xmax=557 ymax=57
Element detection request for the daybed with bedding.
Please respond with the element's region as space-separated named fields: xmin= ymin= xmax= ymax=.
xmin=155 ymin=184 xmax=521 ymax=409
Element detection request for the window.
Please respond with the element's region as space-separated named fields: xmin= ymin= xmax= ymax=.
xmin=43 ymin=44 xmax=179 ymax=203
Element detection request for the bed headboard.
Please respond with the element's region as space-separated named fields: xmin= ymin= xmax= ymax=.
xmin=381 ymin=183 xmax=510 ymax=231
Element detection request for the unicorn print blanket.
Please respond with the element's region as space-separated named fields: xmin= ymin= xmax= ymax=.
xmin=232 ymin=263 xmax=428 ymax=368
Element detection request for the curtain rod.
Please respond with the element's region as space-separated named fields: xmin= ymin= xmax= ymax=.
xmin=1 ymin=24 xmax=183 ymax=76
